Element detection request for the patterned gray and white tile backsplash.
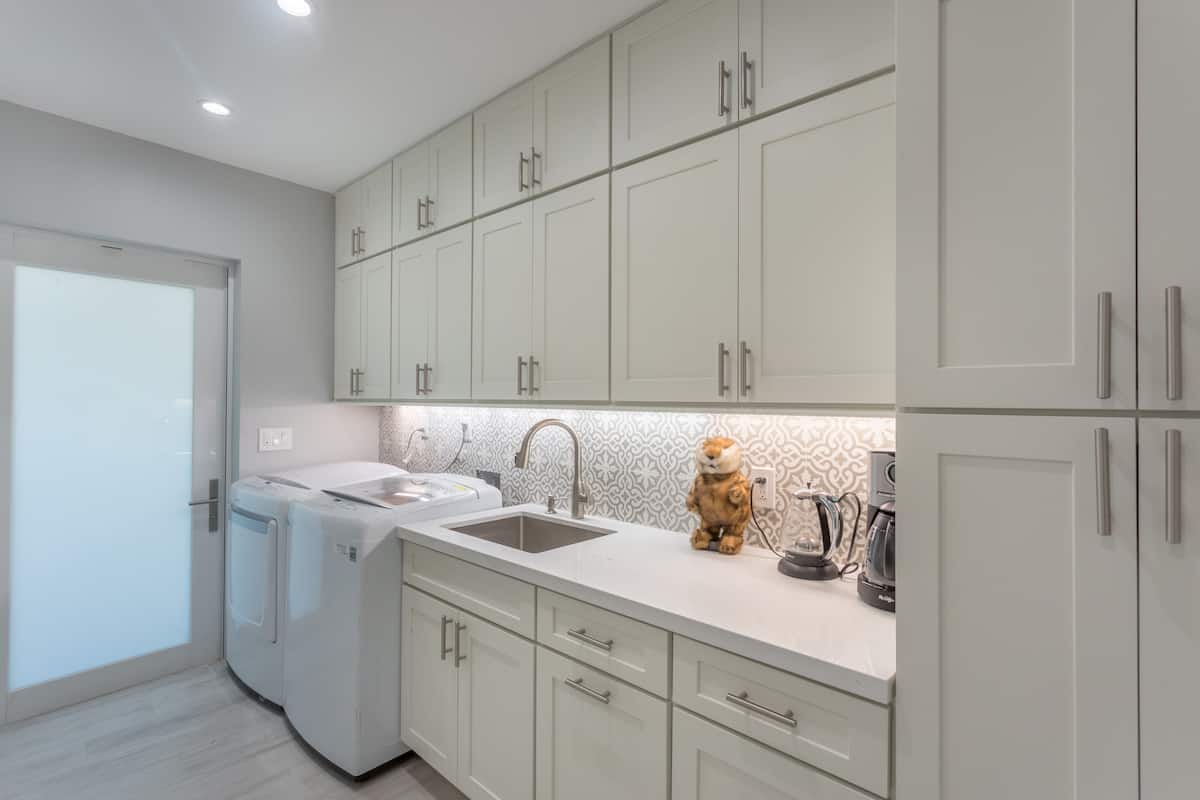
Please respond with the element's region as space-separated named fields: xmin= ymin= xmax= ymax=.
xmin=380 ymin=406 xmax=894 ymax=565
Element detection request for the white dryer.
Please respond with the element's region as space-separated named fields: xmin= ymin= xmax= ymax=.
xmin=284 ymin=473 xmax=501 ymax=777
xmin=226 ymin=461 xmax=405 ymax=705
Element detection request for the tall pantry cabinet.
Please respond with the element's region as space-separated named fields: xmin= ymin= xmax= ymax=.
xmin=898 ymin=2 xmax=1200 ymax=800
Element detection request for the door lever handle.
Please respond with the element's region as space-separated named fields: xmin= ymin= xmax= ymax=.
xmin=188 ymin=478 xmax=221 ymax=533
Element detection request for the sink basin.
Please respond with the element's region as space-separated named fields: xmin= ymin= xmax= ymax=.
xmin=448 ymin=513 xmax=614 ymax=553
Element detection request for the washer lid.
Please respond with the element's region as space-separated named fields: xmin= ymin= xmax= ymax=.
xmin=322 ymin=474 xmax=478 ymax=508
xmin=262 ymin=461 xmax=405 ymax=490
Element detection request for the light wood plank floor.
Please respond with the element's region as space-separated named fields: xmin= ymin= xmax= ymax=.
xmin=0 ymin=663 xmax=465 ymax=800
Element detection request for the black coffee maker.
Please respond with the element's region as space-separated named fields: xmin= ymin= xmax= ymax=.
xmin=857 ymin=450 xmax=896 ymax=611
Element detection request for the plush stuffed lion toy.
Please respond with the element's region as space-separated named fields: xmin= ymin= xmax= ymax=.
xmin=686 ymin=437 xmax=752 ymax=554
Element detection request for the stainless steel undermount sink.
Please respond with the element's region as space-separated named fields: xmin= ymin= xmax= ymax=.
xmin=448 ymin=513 xmax=614 ymax=553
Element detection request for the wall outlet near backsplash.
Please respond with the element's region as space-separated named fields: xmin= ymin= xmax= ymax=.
xmin=380 ymin=406 xmax=894 ymax=561
xmin=749 ymin=466 xmax=776 ymax=509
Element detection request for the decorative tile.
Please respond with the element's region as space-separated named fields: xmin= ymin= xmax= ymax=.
xmin=380 ymin=406 xmax=894 ymax=567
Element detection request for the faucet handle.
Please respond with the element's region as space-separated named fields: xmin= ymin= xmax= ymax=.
xmin=546 ymin=496 xmax=558 ymax=514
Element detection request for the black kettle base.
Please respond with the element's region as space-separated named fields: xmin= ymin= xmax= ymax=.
xmin=777 ymin=555 xmax=840 ymax=581
xmin=857 ymin=574 xmax=896 ymax=612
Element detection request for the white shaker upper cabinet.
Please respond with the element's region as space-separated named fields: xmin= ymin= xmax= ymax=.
xmin=335 ymin=163 xmax=394 ymax=268
xmin=427 ymin=116 xmax=473 ymax=233
xmin=390 ymin=241 xmax=432 ymax=401
xmin=474 ymin=84 xmax=534 ymax=216
xmin=333 ymin=263 xmax=362 ymax=399
xmin=1139 ymin=418 xmax=1200 ymax=800
xmin=738 ymin=75 xmax=895 ymax=405
xmin=612 ymin=0 xmax=738 ymax=165
xmin=611 ymin=131 xmax=739 ymax=403
xmin=334 ymin=184 xmax=360 ymax=269
xmin=425 ymin=226 xmax=473 ymax=400
xmin=393 ymin=144 xmax=430 ymax=248
xmin=897 ymin=413 xmax=1138 ymax=800
xmin=531 ymin=37 xmax=610 ymax=195
xmin=738 ymin=0 xmax=895 ymax=120
xmin=473 ymin=205 xmax=534 ymax=400
xmin=1139 ymin=3 xmax=1200 ymax=411
xmin=896 ymin=0 xmax=1135 ymax=409
xmin=531 ymin=175 xmax=610 ymax=402
xmin=358 ymin=253 xmax=392 ymax=399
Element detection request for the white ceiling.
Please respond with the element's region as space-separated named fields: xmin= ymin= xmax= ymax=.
xmin=0 ymin=0 xmax=656 ymax=192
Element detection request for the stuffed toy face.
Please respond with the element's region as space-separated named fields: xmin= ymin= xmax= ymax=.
xmin=695 ymin=437 xmax=742 ymax=476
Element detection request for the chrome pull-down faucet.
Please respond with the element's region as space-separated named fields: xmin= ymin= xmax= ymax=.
xmin=514 ymin=419 xmax=589 ymax=519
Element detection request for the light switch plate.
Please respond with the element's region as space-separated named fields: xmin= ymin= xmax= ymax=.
xmin=258 ymin=427 xmax=294 ymax=452
xmin=749 ymin=466 xmax=776 ymax=511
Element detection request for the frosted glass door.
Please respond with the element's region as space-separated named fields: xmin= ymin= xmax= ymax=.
xmin=0 ymin=227 xmax=226 ymax=723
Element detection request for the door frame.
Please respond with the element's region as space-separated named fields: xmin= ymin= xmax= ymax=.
xmin=0 ymin=222 xmax=240 ymax=725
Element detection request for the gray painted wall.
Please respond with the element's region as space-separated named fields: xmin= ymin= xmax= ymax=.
xmin=0 ymin=100 xmax=377 ymax=476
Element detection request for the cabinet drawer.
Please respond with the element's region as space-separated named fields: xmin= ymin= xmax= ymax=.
xmin=536 ymin=646 xmax=669 ymax=800
xmin=403 ymin=543 xmax=536 ymax=638
xmin=672 ymin=707 xmax=874 ymax=800
xmin=672 ymin=636 xmax=889 ymax=796
xmin=536 ymin=588 xmax=670 ymax=696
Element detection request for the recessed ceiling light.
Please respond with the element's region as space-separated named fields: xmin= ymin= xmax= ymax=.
xmin=277 ymin=0 xmax=312 ymax=16
xmin=200 ymin=100 xmax=231 ymax=117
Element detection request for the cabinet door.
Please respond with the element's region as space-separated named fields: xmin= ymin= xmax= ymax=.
xmin=896 ymin=413 xmax=1138 ymax=800
xmin=474 ymin=83 xmax=533 ymax=216
xmin=428 ymin=115 xmax=474 ymax=232
xmin=472 ymin=205 xmax=533 ymax=400
xmin=1139 ymin=4 xmax=1200 ymax=411
xmin=738 ymin=76 xmax=895 ymax=404
xmin=896 ymin=0 xmax=1135 ymax=409
xmin=400 ymin=586 xmax=459 ymax=780
xmin=390 ymin=241 xmax=431 ymax=400
xmin=456 ymin=612 xmax=535 ymax=800
xmin=671 ymin=707 xmax=872 ymax=800
xmin=535 ymin=646 xmax=668 ymax=800
xmin=612 ymin=0 xmax=738 ymax=164
xmin=1139 ymin=418 xmax=1200 ymax=799
xmin=531 ymin=176 xmax=609 ymax=402
xmin=532 ymin=37 xmax=610 ymax=193
xmin=333 ymin=264 xmax=361 ymax=399
xmin=738 ymin=0 xmax=894 ymax=119
xmin=612 ymin=132 xmax=738 ymax=403
xmin=334 ymin=182 xmax=360 ymax=268
xmin=359 ymin=162 xmax=393 ymax=259
xmin=358 ymin=253 xmax=392 ymax=399
xmin=427 ymin=226 xmax=473 ymax=400
xmin=393 ymin=144 xmax=430 ymax=247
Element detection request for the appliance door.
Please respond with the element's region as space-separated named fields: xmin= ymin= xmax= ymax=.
xmin=228 ymin=506 xmax=279 ymax=644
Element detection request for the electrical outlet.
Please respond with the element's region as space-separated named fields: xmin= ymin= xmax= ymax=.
xmin=749 ymin=466 xmax=776 ymax=510
xmin=258 ymin=427 xmax=294 ymax=452
xmin=461 ymin=422 xmax=472 ymax=443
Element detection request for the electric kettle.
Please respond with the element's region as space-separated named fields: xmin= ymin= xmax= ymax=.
xmin=777 ymin=485 xmax=845 ymax=581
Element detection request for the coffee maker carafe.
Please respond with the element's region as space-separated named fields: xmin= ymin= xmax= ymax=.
xmin=857 ymin=450 xmax=896 ymax=611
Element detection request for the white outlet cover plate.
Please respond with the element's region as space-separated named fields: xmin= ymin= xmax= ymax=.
xmin=749 ymin=466 xmax=776 ymax=510
xmin=258 ymin=427 xmax=294 ymax=452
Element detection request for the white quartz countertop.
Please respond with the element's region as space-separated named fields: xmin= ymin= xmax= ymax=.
xmin=396 ymin=504 xmax=895 ymax=704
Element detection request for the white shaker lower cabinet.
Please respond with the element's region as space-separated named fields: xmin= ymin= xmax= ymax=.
xmin=896 ymin=0 xmax=1135 ymax=409
xmin=334 ymin=253 xmax=391 ymax=400
xmin=738 ymin=74 xmax=895 ymax=405
xmin=1139 ymin=418 xmax=1200 ymax=799
xmin=401 ymin=586 xmax=534 ymax=800
xmin=672 ymin=708 xmax=872 ymax=800
xmin=1138 ymin=2 xmax=1200 ymax=411
xmin=896 ymin=413 xmax=1138 ymax=800
xmin=536 ymin=646 xmax=669 ymax=800
xmin=473 ymin=204 xmax=534 ymax=400
xmin=612 ymin=131 xmax=739 ymax=403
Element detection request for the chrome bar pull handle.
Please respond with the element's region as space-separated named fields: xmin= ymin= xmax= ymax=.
xmin=565 ymin=677 xmax=611 ymax=704
xmin=454 ymin=623 xmax=467 ymax=667
xmin=423 ymin=362 xmax=432 ymax=395
xmin=416 ymin=198 xmax=425 ymax=230
xmin=566 ymin=628 xmax=613 ymax=652
xmin=415 ymin=362 xmax=423 ymax=395
xmin=440 ymin=615 xmax=453 ymax=660
xmin=425 ymin=195 xmax=435 ymax=226
xmin=717 ymin=60 xmax=730 ymax=117
xmin=717 ymin=342 xmax=730 ymax=396
xmin=518 ymin=152 xmax=530 ymax=192
xmin=530 ymin=150 xmax=542 ymax=188
xmin=739 ymin=340 xmax=751 ymax=396
xmin=528 ymin=354 xmax=539 ymax=393
xmin=517 ymin=355 xmax=528 ymax=395
xmin=1167 ymin=286 xmax=1182 ymax=401
xmin=188 ymin=478 xmax=221 ymax=533
xmin=725 ymin=691 xmax=797 ymax=728
xmin=1095 ymin=427 xmax=1111 ymax=536
xmin=740 ymin=51 xmax=753 ymax=110
xmin=1167 ymin=428 xmax=1183 ymax=545
xmin=1097 ymin=291 xmax=1112 ymax=399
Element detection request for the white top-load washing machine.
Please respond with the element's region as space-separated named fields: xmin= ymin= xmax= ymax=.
xmin=284 ymin=473 xmax=501 ymax=777
xmin=226 ymin=461 xmax=406 ymax=705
